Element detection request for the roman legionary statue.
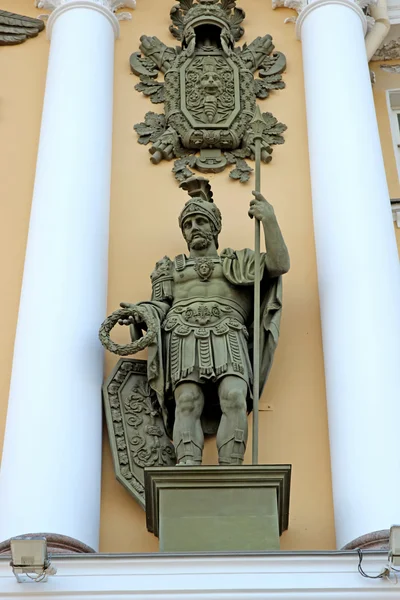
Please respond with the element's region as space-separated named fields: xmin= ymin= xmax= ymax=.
xmin=100 ymin=177 xmax=289 ymax=467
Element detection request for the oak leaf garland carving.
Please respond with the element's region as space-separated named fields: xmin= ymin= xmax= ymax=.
xmin=0 ymin=10 xmax=44 ymax=45
xmin=134 ymin=112 xmax=167 ymax=146
xmin=131 ymin=0 xmax=287 ymax=183
xmin=135 ymin=77 xmax=165 ymax=104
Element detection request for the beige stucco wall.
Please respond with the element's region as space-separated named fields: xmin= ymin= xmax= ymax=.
xmin=0 ymin=3 xmax=49 ymax=459
xmin=0 ymin=0 xmax=336 ymax=552
xmin=372 ymin=62 xmax=400 ymax=251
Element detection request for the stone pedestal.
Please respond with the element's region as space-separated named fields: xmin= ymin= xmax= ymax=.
xmin=145 ymin=465 xmax=291 ymax=552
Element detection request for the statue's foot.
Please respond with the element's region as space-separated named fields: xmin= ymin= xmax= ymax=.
xmin=176 ymin=460 xmax=198 ymax=466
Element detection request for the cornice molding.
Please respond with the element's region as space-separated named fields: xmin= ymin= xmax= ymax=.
xmin=34 ymin=0 xmax=136 ymax=39
xmin=0 ymin=551 xmax=396 ymax=599
xmin=386 ymin=0 xmax=400 ymax=24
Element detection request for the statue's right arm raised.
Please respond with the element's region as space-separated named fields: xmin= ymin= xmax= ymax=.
xmin=248 ymin=191 xmax=290 ymax=278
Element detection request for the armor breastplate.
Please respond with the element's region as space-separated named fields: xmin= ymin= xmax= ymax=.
xmin=171 ymin=253 xmax=251 ymax=318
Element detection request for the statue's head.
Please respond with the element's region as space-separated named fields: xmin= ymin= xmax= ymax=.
xmin=178 ymin=177 xmax=222 ymax=250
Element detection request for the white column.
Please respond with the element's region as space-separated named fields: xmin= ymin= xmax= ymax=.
xmin=296 ymin=0 xmax=400 ymax=549
xmin=0 ymin=0 xmax=134 ymax=551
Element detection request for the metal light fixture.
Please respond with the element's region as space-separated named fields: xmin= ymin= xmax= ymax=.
xmin=10 ymin=536 xmax=57 ymax=583
xmin=389 ymin=525 xmax=400 ymax=567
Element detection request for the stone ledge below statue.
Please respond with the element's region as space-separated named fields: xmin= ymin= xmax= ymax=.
xmin=145 ymin=464 xmax=291 ymax=552
xmin=0 ymin=533 xmax=95 ymax=555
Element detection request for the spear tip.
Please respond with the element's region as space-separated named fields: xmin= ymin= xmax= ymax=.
xmin=251 ymin=105 xmax=266 ymax=138
xmin=251 ymin=105 xmax=264 ymax=124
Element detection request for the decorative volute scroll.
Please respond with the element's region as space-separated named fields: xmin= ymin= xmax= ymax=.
xmin=34 ymin=0 xmax=136 ymax=39
xmin=271 ymin=0 xmax=304 ymax=23
xmin=35 ymin=0 xmax=136 ymax=19
xmin=272 ymin=0 xmax=376 ymax=26
xmin=0 ymin=10 xmax=44 ymax=45
xmin=131 ymin=0 xmax=287 ymax=183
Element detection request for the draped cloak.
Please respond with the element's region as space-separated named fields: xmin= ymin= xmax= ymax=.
xmin=134 ymin=248 xmax=282 ymax=435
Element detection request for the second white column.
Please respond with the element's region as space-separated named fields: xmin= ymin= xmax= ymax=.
xmin=297 ymin=0 xmax=400 ymax=549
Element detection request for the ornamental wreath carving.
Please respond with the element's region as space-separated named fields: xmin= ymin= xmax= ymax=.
xmin=130 ymin=0 xmax=287 ymax=183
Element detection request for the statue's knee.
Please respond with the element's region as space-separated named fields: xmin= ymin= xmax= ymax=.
xmin=220 ymin=387 xmax=247 ymax=414
xmin=176 ymin=390 xmax=201 ymax=417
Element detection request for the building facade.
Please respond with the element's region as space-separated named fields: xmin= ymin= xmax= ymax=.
xmin=0 ymin=0 xmax=399 ymax=595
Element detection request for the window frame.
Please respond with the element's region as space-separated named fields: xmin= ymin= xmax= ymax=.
xmin=386 ymin=89 xmax=400 ymax=181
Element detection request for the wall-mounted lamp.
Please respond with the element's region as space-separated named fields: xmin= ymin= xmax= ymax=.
xmin=10 ymin=536 xmax=57 ymax=583
xmin=389 ymin=525 xmax=400 ymax=567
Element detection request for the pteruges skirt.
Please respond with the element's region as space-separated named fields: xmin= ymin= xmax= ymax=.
xmin=162 ymin=299 xmax=253 ymax=392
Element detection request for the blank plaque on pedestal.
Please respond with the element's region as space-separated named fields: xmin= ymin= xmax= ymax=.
xmin=144 ymin=465 xmax=291 ymax=552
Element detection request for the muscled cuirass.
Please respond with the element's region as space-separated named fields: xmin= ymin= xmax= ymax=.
xmin=152 ymin=254 xmax=251 ymax=314
xmin=151 ymin=254 xmax=253 ymax=389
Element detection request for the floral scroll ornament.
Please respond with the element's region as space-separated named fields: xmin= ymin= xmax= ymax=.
xmin=125 ymin=381 xmax=175 ymax=469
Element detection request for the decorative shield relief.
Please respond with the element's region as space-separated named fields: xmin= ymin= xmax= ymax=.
xmin=130 ymin=0 xmax=287 ymax=183
xmin=103 ymin=358 xmax=176 ymax=509
xmin=180 ymin=52 xmax=240 ymax=130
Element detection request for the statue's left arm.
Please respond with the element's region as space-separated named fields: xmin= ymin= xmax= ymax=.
xmin=248 ymin=191 xmax=290 ymax=278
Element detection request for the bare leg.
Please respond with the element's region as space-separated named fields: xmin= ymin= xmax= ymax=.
xmin=217 ymin=376 xmax=248 ymax=465
xmin=173 ymin=382 xmax=205 ymax=465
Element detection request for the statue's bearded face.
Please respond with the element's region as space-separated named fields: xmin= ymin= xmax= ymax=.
xmin=182 ymin=214 xmax=215 ymax=250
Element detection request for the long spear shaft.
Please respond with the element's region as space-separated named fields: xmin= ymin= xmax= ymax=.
xmin=251 ymin=107 xmax=265 ymax=465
